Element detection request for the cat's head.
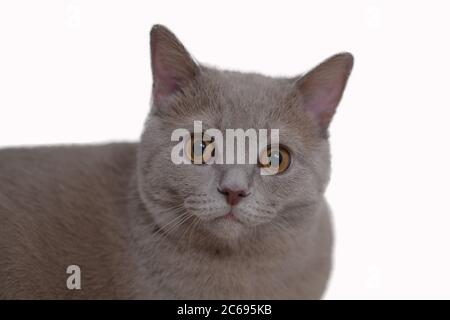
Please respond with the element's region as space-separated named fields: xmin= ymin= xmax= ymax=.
xmin=137 ymin=25 xmax=353 ymax=246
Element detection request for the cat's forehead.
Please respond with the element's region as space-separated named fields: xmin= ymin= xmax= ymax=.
xmin=200 ymin=68 xmax=293 ymax=129
xmin=205 ymin=69 xmax=290 ymax=103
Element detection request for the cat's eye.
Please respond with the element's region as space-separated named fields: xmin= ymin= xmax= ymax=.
xmin=258 ymin=145 xmax=291 ymax=174
xmin=185 ymin=133 xmax=215 ymax=165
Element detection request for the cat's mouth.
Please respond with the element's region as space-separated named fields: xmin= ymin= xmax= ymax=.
xmin=223 ymin=211 xmax=237 ymax=221
xmin=210 ymin=211 xmax=242 ymax=226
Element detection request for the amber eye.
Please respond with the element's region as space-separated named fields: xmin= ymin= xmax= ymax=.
xmin=185 ymin=133 xmax=215 ymax=164
xmin=258 ymin=145 xmax=291 ymax=174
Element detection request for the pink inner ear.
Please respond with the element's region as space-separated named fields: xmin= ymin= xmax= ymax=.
xmin=309 ymin=88 xmax=339 ymax=113
xmin=151 ymin=52 xmax=197 ymax=103
xmin=151 ymin=43 xmax=180 ymax=101
xmin=154 ymin=70 xmax=182 ymax=101
xmin=305 ymin=86 xmax=342 ymax=126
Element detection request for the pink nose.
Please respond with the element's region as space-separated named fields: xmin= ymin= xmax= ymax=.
xmin=218 ymin=188 xmax=249 ymax=206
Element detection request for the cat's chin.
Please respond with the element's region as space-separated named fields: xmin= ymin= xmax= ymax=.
xmin=205 ymin=215 xmax=246 ymax=241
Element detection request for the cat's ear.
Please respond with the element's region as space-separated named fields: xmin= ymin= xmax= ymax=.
xmin=150 ymin=25 xmax=199 ymax=104
xmin=295 ymin=53 xmax=353 ymax=133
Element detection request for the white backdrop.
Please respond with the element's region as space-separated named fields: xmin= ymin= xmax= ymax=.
xmin=1 ymin=0 xmax=450 ymax=299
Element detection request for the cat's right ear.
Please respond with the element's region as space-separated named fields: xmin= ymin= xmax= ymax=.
xmin=150 ymin=25 xmax=199 ymax=105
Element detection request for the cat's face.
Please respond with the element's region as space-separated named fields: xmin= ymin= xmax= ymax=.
xmin=137 ymin=25 xmax=353 ymax=244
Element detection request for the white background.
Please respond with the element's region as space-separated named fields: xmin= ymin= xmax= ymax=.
xmin=1 ymin=0 xmax=450 ymax=299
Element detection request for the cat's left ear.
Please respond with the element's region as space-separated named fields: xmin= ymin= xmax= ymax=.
xmin=295 ymin=53 xmax=354 ymax=133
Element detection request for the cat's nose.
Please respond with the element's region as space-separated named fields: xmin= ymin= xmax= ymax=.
xmin=217 ymin=187 xmax=249 ymax=206
xmin=218 ymin=167 xmax=251 ymax=205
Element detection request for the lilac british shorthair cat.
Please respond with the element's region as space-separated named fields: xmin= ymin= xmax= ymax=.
xmin=0 ymin=25 xmax=353 ymax=299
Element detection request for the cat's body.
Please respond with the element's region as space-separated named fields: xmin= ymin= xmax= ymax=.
xmin=0 ymin=25 xmax=352 ymax=299
xmin=0 ymin=144 xmax=136 ymax=298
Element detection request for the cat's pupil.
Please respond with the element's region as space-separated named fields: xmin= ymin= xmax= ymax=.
xmin=269 ymin=151 xmax=282 ymax=166
xmin=192 ymin=141 xmax=206 ymax=157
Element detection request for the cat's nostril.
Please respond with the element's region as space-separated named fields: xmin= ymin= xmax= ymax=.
xmin=237 ymin=190 xmax=249 ymax=197
xmin=217 ymin=187 xmax=249 ymax=206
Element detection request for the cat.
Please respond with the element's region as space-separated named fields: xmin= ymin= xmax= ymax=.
xmin=0 ymin=25 xmax=353 ymax=299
